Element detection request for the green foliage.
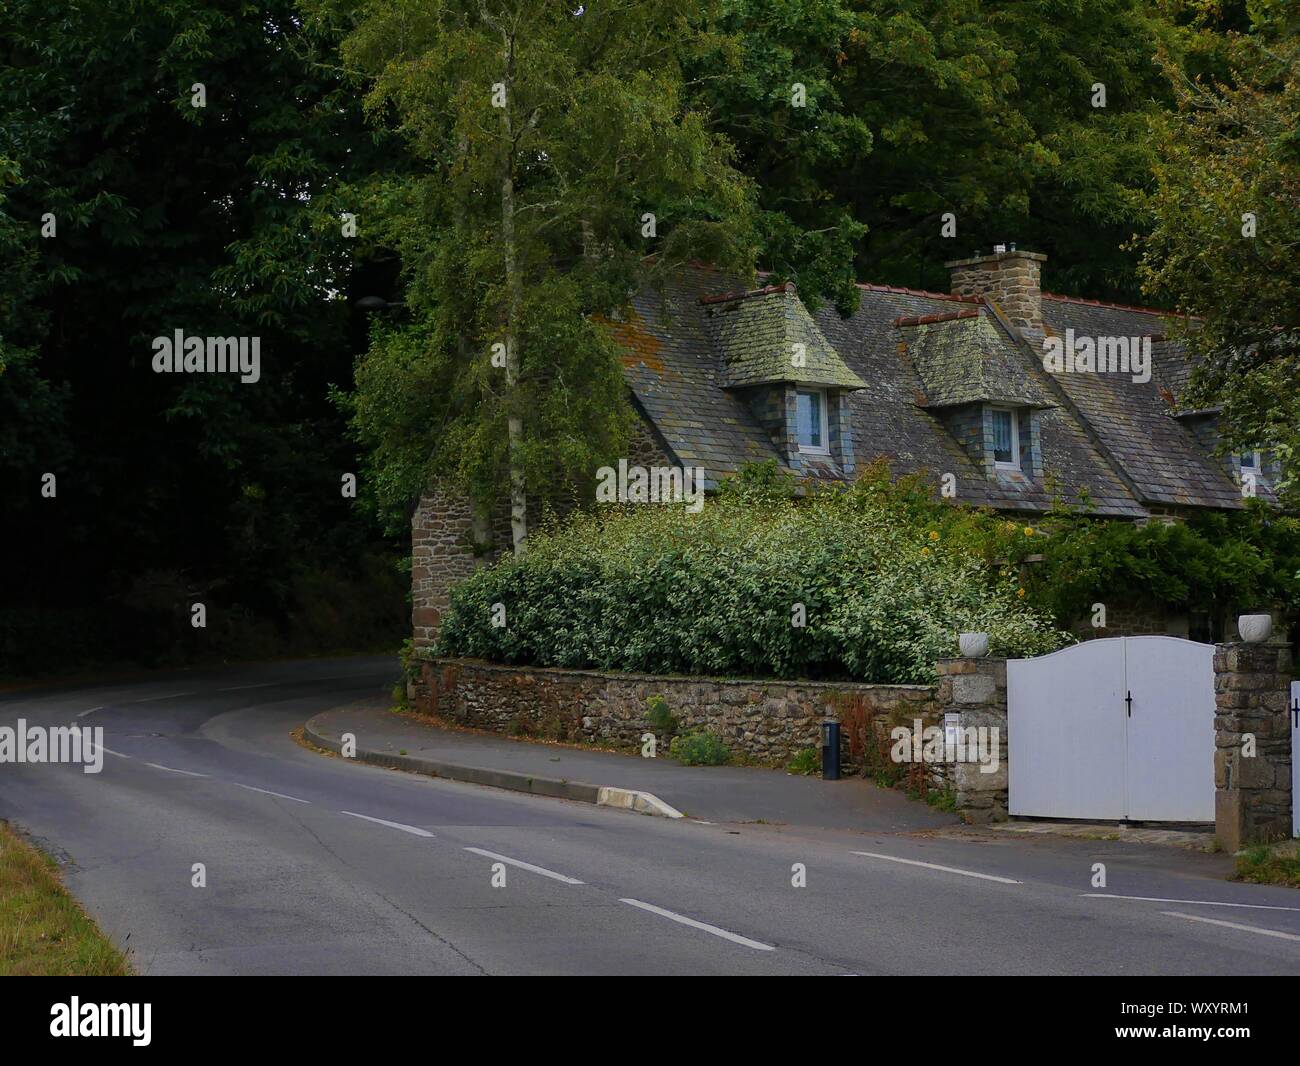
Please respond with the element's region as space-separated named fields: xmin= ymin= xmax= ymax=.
xmin=438 ymin=460 xmax=1300 ymax=684
xmin=669 ymin=730 xmax=732 ymax=766
xmin=713 ymin=458 xmax=799 ymax=503
xmin=1024 ymin=502 xmax=1300 ymax=625
xmin=437 ymin=464 xmax=1068 ymax=683
xmin=0 ymin=0 xmax=408 ymax=674
xmin=318 ymin=0 xmax=759 ymax=536
xmin=690 ymin=0 xmax=1176 ymax=308
xmin=924 ymin=787 xmax=959 ymax=813
xmin=1137 ymin=0 xmax=1300 ymax=503
xmin=1234 ymin=841 xmax=1300 ymax=888
xmin=785 ymin=747 xmax=820 ymax=775
xmin=645 ymin=695 xmax=679 ymax=740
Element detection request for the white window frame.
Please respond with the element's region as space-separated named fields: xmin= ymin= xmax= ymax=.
xmin=795 ymin=388 xmax=831 ymax=455
xmin=1240 ymin=449 xmax=1262 ymax=473
xmin=991 ymin=406 xmax=1021 ymax=471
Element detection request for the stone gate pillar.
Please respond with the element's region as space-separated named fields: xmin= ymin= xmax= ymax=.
xmin=1213 ymin=637 xmax=1293 ymax=851
xmin=934 ymin=655 xmax=1008 ymax=823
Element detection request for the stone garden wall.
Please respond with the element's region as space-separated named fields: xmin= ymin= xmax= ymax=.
xmin=413 ymin=656 xmax=940 ymax=773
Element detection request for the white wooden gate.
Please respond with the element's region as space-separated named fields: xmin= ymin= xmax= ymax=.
xmin=1291 ymin=681 xmax=1299 ymax=838
xmin=1008 ymin=636 xmax=1215 ymax=822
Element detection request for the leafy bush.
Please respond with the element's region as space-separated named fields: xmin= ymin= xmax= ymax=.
xmin=645 ymin=695 xmax=679 ymax=739
xmin=1023 ymin=503 xmax=1300 ymax=627
xmin=669 ymin=731 xmax=732 ymax=766
xmin=437 ymin=464 xmax=1068 ymax=683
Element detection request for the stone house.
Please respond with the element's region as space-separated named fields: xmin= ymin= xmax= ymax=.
xmin=412 ymin=247 xmax=1283 ymax=653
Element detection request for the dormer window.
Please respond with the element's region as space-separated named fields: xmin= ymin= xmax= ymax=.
xmin=796 ymin=388 xmax=829 ymax=454
xmin=1240 ymin=450 xmax=1262 ymax=473
xmin=991 ymin=407 xmax=1020 ymax=470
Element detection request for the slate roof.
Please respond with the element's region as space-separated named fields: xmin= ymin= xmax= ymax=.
xmin=704 ymin=285 xmax=867 ymax=390
xmin=615 ymin=277 xmax=782 ymax=489
xmin=1038 ymin=296 xmax=1252 ymax=509
xmin=900 ymin=310 xmax=1055 ymax=409
xmin=607 ymin=266 xmax=1256 ymax=516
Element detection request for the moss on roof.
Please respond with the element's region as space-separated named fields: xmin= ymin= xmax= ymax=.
xmin=709 ymin=288 xmax=867 ymax=390
xmin=903 ymin=312 xmax=1055 ymax=408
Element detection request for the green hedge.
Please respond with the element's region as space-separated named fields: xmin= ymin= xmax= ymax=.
xmin=437 ymin=470 xmax=1068 ymax=684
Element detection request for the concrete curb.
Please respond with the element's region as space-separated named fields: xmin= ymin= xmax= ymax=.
xmin=304 ymin=716 xmax=683 ymax=818
xmin=597 ymin=786 xmax=685 ymax=820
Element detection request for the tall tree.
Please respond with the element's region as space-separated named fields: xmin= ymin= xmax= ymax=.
xmin=689 ymin=0 xmax=1177 ymax=310
xmin=1137 ymin=0 xmax=1299 ymax=500
xmin=320 ymin=0 xmax=756 ymax=552
xmin=0 ymin=0 xmax=403 ymax=670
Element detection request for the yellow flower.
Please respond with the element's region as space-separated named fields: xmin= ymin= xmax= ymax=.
xmin=928 ymin=530 xmax=940 ymax=541
xmin=920 ymin=547 xmax=930 ymax=557
xmin=1023 ymin=526 xmax=1034 ymax=537
xmin=1017 ymin=587 xmax=1026 ymax=598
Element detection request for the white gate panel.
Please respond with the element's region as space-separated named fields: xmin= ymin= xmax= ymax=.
xmin=1291 ymin=681 xmax=1299 ymax=838
xmin=1009 ymin=639 xmax=1127 ymax=819
xmin=1123 ymin=636 xmax=1215 ymax=822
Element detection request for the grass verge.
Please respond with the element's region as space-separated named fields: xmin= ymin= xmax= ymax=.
xmin=1233 ymin=840 xmax=1300 ymax=889
xmin=0 ymin=820 xmax=131 ymax=975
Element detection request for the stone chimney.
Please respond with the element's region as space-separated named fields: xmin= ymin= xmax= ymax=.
xmin=945 ymin=247 xmax=1046 ymax=341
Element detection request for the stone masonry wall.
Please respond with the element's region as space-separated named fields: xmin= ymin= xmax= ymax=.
xmin=946 ymin=249 xmax=1046 ymax=339
xmin=411 ymin=485 xmax=504 ymax=654
xmin=415 ymin=656 xmax=938 ymax=770
xmin=1070 ymin=601 xmax=1190 ymax=640
xmin=410 ymin=408 xmax=672 ymax=655
xmin=1213 ymin=640 xmax=1293 ymax=851
xmin=934 ymin=656 xmax=1009 ymax=823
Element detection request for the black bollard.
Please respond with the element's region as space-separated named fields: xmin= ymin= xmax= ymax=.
xmin=821 ymin=720 xmax=840 ymax=780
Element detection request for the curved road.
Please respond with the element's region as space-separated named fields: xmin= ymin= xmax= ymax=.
xmin=2 ymin=656 xmax=1298 ymax=975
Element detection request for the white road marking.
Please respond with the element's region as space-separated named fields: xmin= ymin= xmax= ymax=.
xmin=220 ymin=673 xmax=381 ymax=692
xmin=146 ymin=762 xmax=208 ymax=778
xmin=463 ymin=847 xmax=584 ymax=884
xmin=619 ymin=898 xmax=775 ymax=951
xmin=1082 ymin=893 xmax=1300 ymax=913
xmin=75 ymin=706 xmax=103 ymax=718
xmin=851 ymin=851 xmax=1022 ymax=885
xmin=340 ymin=811 xmax=434 ymax=837
xmin=236 ymin=783 xmax=310 ymax=804
xmin=100 ymin=747 xmax=132 ymax=759
xmin=1161 ymin=911 xmax=1300 ymax=942
xmin=130 ymin=692 xmax=197 ymax=703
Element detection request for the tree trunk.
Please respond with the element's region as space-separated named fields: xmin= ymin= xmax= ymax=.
xmin=500 ymin=46 xmax=527 ymax=556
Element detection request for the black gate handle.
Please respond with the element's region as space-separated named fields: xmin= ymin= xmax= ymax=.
xmin=1292 ymin=697 xmax=1299 ymax=730
xmin=1126 ymin=691 xmax=1133 ymax=718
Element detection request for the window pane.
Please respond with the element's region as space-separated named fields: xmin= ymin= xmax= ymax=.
xmin=1240 ymin=451 xmax=1258 ymax=470
xmin=797 ymin=390 xmax=823 ymax=448
xmin=992 ymin=410 xmax=1013 ymax=464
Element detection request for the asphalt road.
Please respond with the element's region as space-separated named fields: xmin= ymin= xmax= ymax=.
xmin=2 ymin=656 xmax=1298 ymax=976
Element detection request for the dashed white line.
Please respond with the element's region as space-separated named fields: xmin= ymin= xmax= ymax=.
xmin=131 ymin=692 xmax=197 ymax=703
xmin=145 ymin=762 xmax=209 ymax=778
xmin=219 ymin=682 xmax=281 ymax=693
xmin=851 ymin=851 xmax=1022 ymax=885
xmin=236 ymin=783 xmax=310 ymax=804
xmin=1161 ymin=911 xmax=1300 ymax=942
xmin=100 ymin=747 xmax=132 ymax=759
xmin=463 ymin=847 xmax=584 ymax=885
xmin=1082 ymin=893 xmax=1300 ymax=913
xmin=75 ymin=706 xmax=103 ymax=718
xmin=619 ymin=898 xmax=775 ymax=951
xmin=340 ymin=811 xmax=434 ymax=837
